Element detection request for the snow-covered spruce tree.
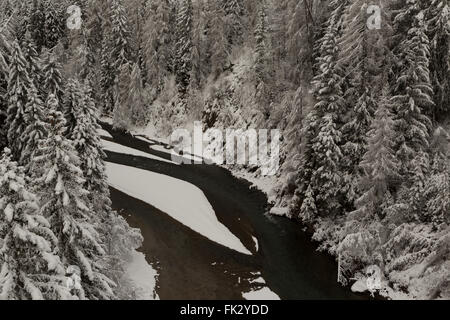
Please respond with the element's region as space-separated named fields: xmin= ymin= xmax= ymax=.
xmin=63 ymin=78 xmax=88 ymax=136
xmin=337 ymin=0 xmax=391 ymax=204
xmin=20 ymin=85 xmax=47 ymax=166
xmin=189 ymin=0 xmax=207 ymax=89
xmin=20 ymin=32 xmax=41 ymax=88
xmin=0 ymin=36 xmax=9 ymax=151
xmin=110 ymin=0 xmax=132 ymax=73
xmin=209 ymin=0 xmax=229 ymax=79
xmin=392 ymin=8 xmax=434 ymax=170
xmin=223 ymin=0 xmax=246 ymax=46
xmin=68 ymin=81 xmax=144 ymax=298
xmin=0 ymin=148 xmax=70 ymax=300
xmin=425 ymin=0 xmax=450 ymax=117
xmin=128 ymin=63 xmax=147 ymax=126
xmin=41 ymin=51 xmax=63 ymax=103
xmin=352 ymin=90 xmax=401 ymax=221
xmin=291 ymin=0 xmax=348 ymax=221
xmin=101 ymin=0 xmax=132 ymax=114
xmin=28 ymin=0 xmax=45 ymax=52
xmin=174 ymin=0 xmax=193 ymax=94
xmin=42 ymin=0 xmax=63 ymax=50
xmin=254 ymin=3 xmax=269 ymax=87
xmin=30 ymin=105 xmax=114 ymax=300
xmin=69 ymin=81 xmax=112 ymax=220
xmin=6 ymin=40 xmax=33 ymax=159
xmin=423 ymin=127 xmax=450 ymax=226
xmin=143 ymin=0 xmax=172 ymax=92
xmin=113 ymin=63 xmax=133 ymax=130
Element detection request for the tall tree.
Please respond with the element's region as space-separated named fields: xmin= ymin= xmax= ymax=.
xmin=0 ymin=148 xmax=69 ymax=300
xmin=20 ymin=85 xmax=47 ymax=166
xmin=392 ymin=8 xmax=434 ymax=168
xmin=174 ymin=0 xmax=193 ymax=94
xmin=6 ymin=40 xmax=32 ymax=158
xmin=30 ymin=107 xmax=114 ymax=300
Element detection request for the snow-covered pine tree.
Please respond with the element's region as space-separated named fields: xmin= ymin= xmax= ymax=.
xmin=63 ymin=78 xmax=87 ymax=136
xmin=0 ymin=148 xmax=70 ymax=300
xmin=110 ymin=0 xmax=132 ymax=73
xmin=292 ymin=0 xmax=348 ymax=219
xmin=113 ymin=63 xmax=133 ymax=130
xmin=100 ymin=0 xmax=132 ymax=114
xmin=424 ymin=127 xmax=450 ymax=226
xmin=29 ymin=0 xmax=45 ymax=51
xmin=6 ymin=40 xmax=33 ymax=159
xmin=70 ymin=82 xmax=110 ymax=217
xmin=425 ymin=0 xmax=450 ymax=117
xmin=20 ymin=85 xmax=47 ymax=166
xmin=209 ymin=0 xmax=229 ymax=79
xmin=0 ymin=35 xmax=9 ymax=151
xmin=174 ymin=0 xmax=193 ymax=94
xmin=20 ymin=32 xmax=41 ymax=88
xmin=254 ymin=3 xmax=269 ymax=87
xmin=392 ymin=6 xmax=434 ymax=169
xmin=30 ymin=105 xmax=114 ymax=300
xmin=337 ymin=0 xmax=389 ymax=204
xmin=143 ymin=0 xmax=172 ymax=92
xmin=42 ymin=0 xmax=63 ymax=50
xmin=223 ymin=0 xmax=246 ymax=46
xmin=353 ymin=89 xmax=401 ymax=220
xmin=68 ymin=80 xmax=144 ymax=299
xmin=129 ymin=63 xmax=147 ymax=126
xmin=41 ymin=51 xmax=63 ymax=102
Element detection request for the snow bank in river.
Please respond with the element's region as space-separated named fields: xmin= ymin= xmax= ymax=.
xmin=106 ymin=162 xmax=251 ymax=255
xmin=126 ymin=251 xmax=159 ymax=300
xmin=102 ymin=139 xmax=176 ymax=164
xmin=242 ymin=287 xmax=280 ymax=300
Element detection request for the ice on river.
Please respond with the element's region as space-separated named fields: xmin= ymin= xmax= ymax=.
xmin=106 ymin=162 xmax=251 ymax=255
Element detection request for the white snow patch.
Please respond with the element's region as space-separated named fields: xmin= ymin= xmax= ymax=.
xmin=270 ymin=207 xmax=289 ymax=217
xmin=98 ymin=129 xmax=113 ymax=138
xmin=250 ymin=277 xmax=266 ymax=285
xmin=106 ymin=162 xmax=251 ymax=255
xmin=242 ymin=287 xmax=280 ymax=300
xmin=125 ymin=251 xmax=159 ymax=300
xmin=252 ymin=236 xmax=259 ymax=252
xmin=102 ymin=139 xmax=176 ymax=164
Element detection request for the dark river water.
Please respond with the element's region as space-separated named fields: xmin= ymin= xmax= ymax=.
xmin=101 ymin=123 xmax=367 ymax=300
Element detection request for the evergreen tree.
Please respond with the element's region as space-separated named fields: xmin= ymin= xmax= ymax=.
xmin=0 ymin=148 xmax=69 ymax=300
xmin=30 ymin=107 xmax=114 ymax=300
xmin=20 ymin=85 xmax=47 ymax=166
xmin=143 ymin=0 xmax=172 ymax=91
xmin=392 ymin=9 xmax=434 ymax=167
xmin=110 ymin=0 xmax=132 ymax=71
xmin=41 ymin=51 xmax=63 ymax=102
xmin=209 ymin=1 xmax=229 ymax=79
xmin=63 ymin=78 xmax=86 ymax=135
xmin=424 ymin=128 xmax=450 ymax=225
xmin=0 ymin=36 xmax=9 ymax=150
xmin=6 ymin=40 xmax=33 ymax=159
xmin=42 ymin=0 xmax=63 ymax=49
xmin=20 ymin=32 xmax=41 ymax=87
xmin=223 ymin=0 xmax=245 ymax=46
xmin=174 ymin=0 xmax=193 ymax=94
xmin=425 ymin=0 xmax=450 ymax=117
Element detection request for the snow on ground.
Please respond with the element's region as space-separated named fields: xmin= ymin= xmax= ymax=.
xmin=102 ymin=139 xmax=176 ymax=164
xmin=242 ymin=287 xmax=280 ymax=300
xmin=125 ymin=251 xmax=159 ymax=300
xmin=242 ymin=272 xmax=280 ymax=300
xmin=252 ymin=236 xmax=259 ymax=252
xmin=106 ymin=162 xmax=251 ymax=255
xmin=98 ymin=128 xmax=113 ymax=138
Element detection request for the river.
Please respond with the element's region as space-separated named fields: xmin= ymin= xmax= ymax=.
xmin=101 ymin=123 xmax=367 ymax=300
